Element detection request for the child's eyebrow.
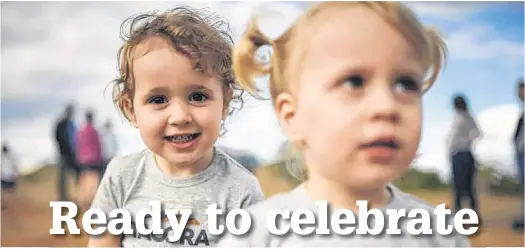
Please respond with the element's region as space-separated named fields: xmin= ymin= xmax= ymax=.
xmin=394 ymin=64 xmax=424 ymax=80
xmin=145 ymin=86 xmax=170 ymax=95
xmin=186 ymin=84 xmax=214 ymax=93
xmin=142 ymin=84 xmax=215 ymax=96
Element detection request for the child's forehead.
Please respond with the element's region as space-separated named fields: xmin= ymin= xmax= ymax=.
xmin=303 ymin=5 xmax=395 ymax=40
xmin=292 ymin=5 xmax=423 ymax=66
xmin=132 ymin=36 xmax=175 ymax=61
xmin=300 ymin=9 xmax=407 ymax=51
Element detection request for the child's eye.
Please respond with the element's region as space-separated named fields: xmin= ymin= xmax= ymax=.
xmin=189 ymin=92 xmax=209 ymax=102
xmin=394 ymin=76 xmax=421 ymax=93
xmin=343 ymin=75 xmax=365 ymax=89
xmin=148 ymin=96 xmax=168 ymax=104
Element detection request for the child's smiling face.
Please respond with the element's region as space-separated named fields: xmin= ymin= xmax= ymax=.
xmin=128 ymin=37 xmax=227 ymax=169
xmin=276 ymin=5 xmax=425 ymax=189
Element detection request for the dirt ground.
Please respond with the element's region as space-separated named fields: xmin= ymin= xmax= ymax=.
xmin=1 ymin=165 xmax=524 ymax=247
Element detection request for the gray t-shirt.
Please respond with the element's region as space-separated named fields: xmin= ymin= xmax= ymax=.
xmin=218 ymin=184 xmax=471 ymax=247
xmin=90 ymin=147 xmax=265 ymax=247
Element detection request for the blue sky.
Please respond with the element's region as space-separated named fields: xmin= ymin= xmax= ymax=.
xmin=421 ymin=1 xmax=524 ymax=110
xmin=415 ymin=1 xmax=524 ymax=148
xmin=1 ymin=1 xmax=524 ymax=179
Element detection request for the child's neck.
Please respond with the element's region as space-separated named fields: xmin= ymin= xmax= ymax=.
xmin=154 ymin=147 xmax=214 ymax=178
xmin=305 ymin=175 xmax=390 ymax=212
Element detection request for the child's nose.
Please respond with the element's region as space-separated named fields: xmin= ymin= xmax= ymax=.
xmin=367 ymin=87 xmax=399 ymax=123
xmin=168 ymin=101 xmax=192 ymax=125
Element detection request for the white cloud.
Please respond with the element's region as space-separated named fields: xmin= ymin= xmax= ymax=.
xmin=445 ymin=25 xmax=524 ymax=63
xmin=415 ymin=119 xmax=452 ymax=180
xmin=473 ymin=104 xmax=521 ymax=174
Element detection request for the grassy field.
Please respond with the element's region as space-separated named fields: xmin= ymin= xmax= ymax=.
xmin=1 ymin=164 xmax=524 ymax=247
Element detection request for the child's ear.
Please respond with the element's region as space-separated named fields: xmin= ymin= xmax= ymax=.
xmin=275 ymin=92 xmax=303 ymax=145
xmin=222 ymin=106 xmax=229 ymax=121
xmin=122 ymin=98 xmax=138 ymax=127
xmin=222 ymin=88 xmax=233 ymax=120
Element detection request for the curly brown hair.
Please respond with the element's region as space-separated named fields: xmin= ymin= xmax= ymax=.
xmin=111 ymin=6 xmax=244 ymax=127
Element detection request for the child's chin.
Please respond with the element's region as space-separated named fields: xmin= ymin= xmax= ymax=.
xmin=347 ymin=173 xmax=395 ymax=189
xmin=164 ymin=152 xmax=200 ymax=166
xmin=356 ymin=178 xmax=391 ymax=189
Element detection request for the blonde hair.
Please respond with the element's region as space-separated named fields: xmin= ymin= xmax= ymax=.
xmin=233 ymin=2 xmax=448 ymax=181
xmin=111 ymin=6 xmax=244 ymax=124
xmin=233 ymin=1 xmax=447 ymax=100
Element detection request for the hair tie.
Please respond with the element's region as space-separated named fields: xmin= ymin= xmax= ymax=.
xmin=252 ymin=3 xmax=305 ymax=42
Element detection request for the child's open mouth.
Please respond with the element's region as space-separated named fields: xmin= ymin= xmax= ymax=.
xmin=164 ymin=133 xmax=201 ymax=147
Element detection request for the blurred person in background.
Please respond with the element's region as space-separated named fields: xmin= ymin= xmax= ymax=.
xmin=447 ymin=94 xmax=482 ymax=221
xmin=512 ymin=79 xmax=524 ymax=231
xmin=76 ymin=109 xmax=103 ymax=209
xmin=1 ymin=144 xmax=19 ymax=210
xmin=100 ymin=119 xmax=118 ymax=176
xmin=53 ymin=103 xmax=79 ymax=202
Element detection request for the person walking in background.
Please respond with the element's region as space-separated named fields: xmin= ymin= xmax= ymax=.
xmin=53 ymin=103 xmax=79 ymax=202
xmin=1 ymin=144 xmax=19 ymax=210
xmin=100 ymin=119 xmax=118 ymax=176
xmin=76 ymin=109 xmax=103 ymax=209
xmin=447 ymin=94 xmax=482 ymax=220
xmin=512 ymin=79 xmax=524 ymax=231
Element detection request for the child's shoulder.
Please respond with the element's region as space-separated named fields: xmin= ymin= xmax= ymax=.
xmin=210 ymin=147 xmax=265 ymax=207
xmin=104 ymin=149 xmax=149 ymax=179
xmin=214 ymin=147 xmax=260 ymax=183
xmin=389 ymin=185 xmax=471 ymax=246
xmin=388 ymin=184 xmax=437 ymax=211
xmin=246 ymin=184 xmax=306 ymax=215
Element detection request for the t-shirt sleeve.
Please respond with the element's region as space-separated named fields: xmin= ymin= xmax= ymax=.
xmin=90 ymin=158 xmax=123 ymax=215
xmin=239 ymin=180 xmax=265 ymax=209
xmin=216 ymin=174 xmax=266 ymax=246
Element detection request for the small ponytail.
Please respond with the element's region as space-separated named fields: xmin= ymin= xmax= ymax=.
xmin=284 ymin=142 xmax=308 ymax=182
xmin=422 ymin=27 xmax=448 ymax=93
xmin=232 ymin=18 xmax=272 ymax=99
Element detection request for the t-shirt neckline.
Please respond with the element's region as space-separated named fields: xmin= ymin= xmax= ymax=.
xmin=145 ymin=147 xmax=221 ymax=188
xmin=292 ymin=182 xmax=402 ymax=212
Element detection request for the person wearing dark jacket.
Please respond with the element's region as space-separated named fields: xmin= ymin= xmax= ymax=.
xmin=54 ymin=103 xmax=79 ymax=201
